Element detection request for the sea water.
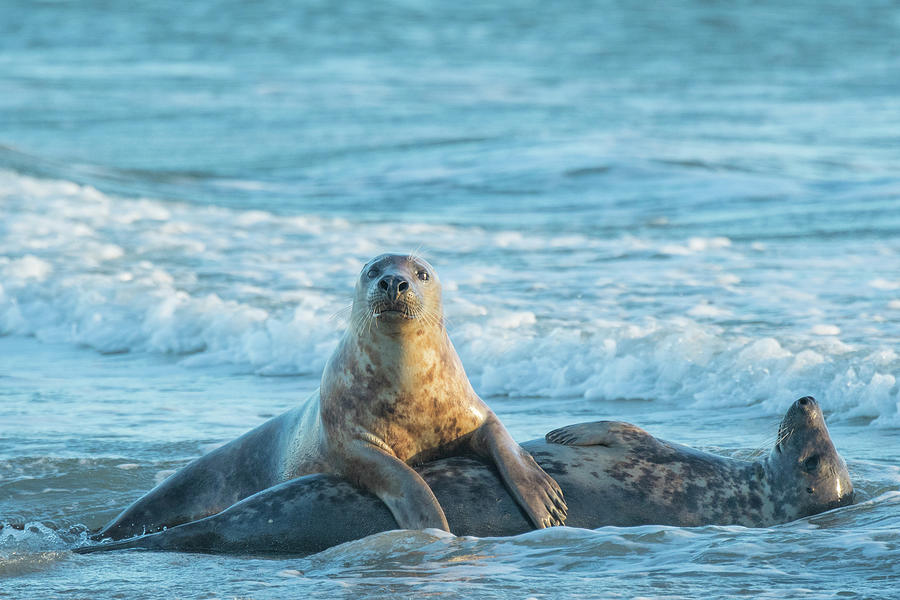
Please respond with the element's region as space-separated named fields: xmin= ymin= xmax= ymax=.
xmin=1 ymin=1 xmax=899 ymax=598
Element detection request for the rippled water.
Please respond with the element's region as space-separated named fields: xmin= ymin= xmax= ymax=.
xmin=2 ymin=1 xmax=899 ymax=598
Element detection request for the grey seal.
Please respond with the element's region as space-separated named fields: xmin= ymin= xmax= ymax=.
xmin=92 ymin=253 xmax=565 ymax=540
xmin=78 ymin=396 xmax=852 ymax=555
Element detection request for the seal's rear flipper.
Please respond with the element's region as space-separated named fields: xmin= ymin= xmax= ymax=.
xmin=545 ymin=421 xmax=651 ymax=447
xmin=74 ymin=536 xmax=146 ymax=554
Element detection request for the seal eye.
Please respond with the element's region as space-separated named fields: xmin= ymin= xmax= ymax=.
xmin=367 ymin=269 xmax=378 ymax=279
xmin=417 ymin=270 xmax=429 ymax=282
xmin=803 ymin=455 xmax=820 ymax=473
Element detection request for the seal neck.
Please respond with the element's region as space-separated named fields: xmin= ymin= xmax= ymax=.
xmin=330 ymin=326 xmax=467 ymax=391
xmin=758 ymin=453 xmax=807 ymax=524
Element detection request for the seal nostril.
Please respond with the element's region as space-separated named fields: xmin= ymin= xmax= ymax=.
xmin=379 ymin=279 xmax=388 ymax=291
xmin=398 ymin=280 xmax=408 ymax=293
xmin=798 ymin=396 xmax=811 ymax=406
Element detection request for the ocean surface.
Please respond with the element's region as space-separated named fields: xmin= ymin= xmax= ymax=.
xmin=2 ymin=1 xmax=899 ymax=598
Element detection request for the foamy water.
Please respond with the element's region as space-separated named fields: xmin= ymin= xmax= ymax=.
xmin=2 ymin=1 xmax=900 ymax=598
xmin=2 ymin=170 xmax=898 ymax=424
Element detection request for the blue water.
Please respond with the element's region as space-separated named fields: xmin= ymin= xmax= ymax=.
xmin=2 ymin=1 xmax=899 ymax=598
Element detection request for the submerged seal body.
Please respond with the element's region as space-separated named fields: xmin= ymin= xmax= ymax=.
xmin=94 ymin=253 xmax=565 ymax=540
xmin=79 ymin=396 xmax=852 ymax=555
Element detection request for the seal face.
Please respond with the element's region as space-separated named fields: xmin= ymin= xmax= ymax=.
xmin=363 ymin=255 xmax=433 ymax=322
xmin=92 ymin=253 xmax=566 ymax=540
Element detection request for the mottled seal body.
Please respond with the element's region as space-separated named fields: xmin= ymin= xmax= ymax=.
xmin=78 ymin=396 xmax=853 ymax=555
xmin=94 ymin=254 xmax=565 ymax=540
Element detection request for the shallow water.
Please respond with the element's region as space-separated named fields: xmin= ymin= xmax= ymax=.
xmin=2 ymin=1 xmax=900 ymax=598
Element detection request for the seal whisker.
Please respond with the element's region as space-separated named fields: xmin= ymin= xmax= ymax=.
xmin=770 ymin=425 xmax=795 ymax=456
xmin=417 ymin=303 xmax=446 ymax=331
xmin=331 ymin=304 xmax=354 ymax=323
xmin=775 ymin=426 xmax=794 ymax=446
xmin=413 ymin=303 xmax=435 ymax=325
xmin=350 ymin=302 xmax=378 ymax=338
xmin=747 ymin=432 xmax=780 ymax=458
xmin=348 ymin=304 xmax=366 ymax=336
xmin=420 ymin=306 xmax=443 ymax=331
xmin=368 ymin=311 xmax=376 ymax=336
xmin=408 ymin=244 xmax=429 ymax=264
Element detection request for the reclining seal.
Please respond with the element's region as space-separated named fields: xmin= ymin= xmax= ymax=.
xmin=78 ymin=396 xmax=851 ymax=555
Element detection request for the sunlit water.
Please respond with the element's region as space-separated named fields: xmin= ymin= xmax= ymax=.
xmin=2 ymin=1 xmax=899 ymax=598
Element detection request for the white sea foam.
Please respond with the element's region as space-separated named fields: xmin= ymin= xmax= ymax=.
xmin=811 ymin=324 xmax=841 ymax=336
xmin=1 ymin=170 xmax=898 ymax=425
xmin=870 ymin=278 xmax=900 ymax=291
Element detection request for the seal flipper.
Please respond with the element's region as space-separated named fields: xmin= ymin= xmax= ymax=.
xmin=342 ymin=438 xmax=450 ymax=532
xmin=472 ymin=415 xmax=568 ymax=529
xmin=546 ymin=421 xmax=652 ymax=447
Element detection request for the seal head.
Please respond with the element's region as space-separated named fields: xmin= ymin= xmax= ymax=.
xmin=768 ymin=396 xmax=853 ymax=519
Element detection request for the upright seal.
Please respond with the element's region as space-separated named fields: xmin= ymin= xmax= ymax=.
xmin=94 ymin=253 xmax=566 ymax=540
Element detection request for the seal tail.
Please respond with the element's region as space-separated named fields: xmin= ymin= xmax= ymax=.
xmin=73 ymin=535 xmax=153 ymax=554
xmin=75 ymin=523 xmax=227 ymax=555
